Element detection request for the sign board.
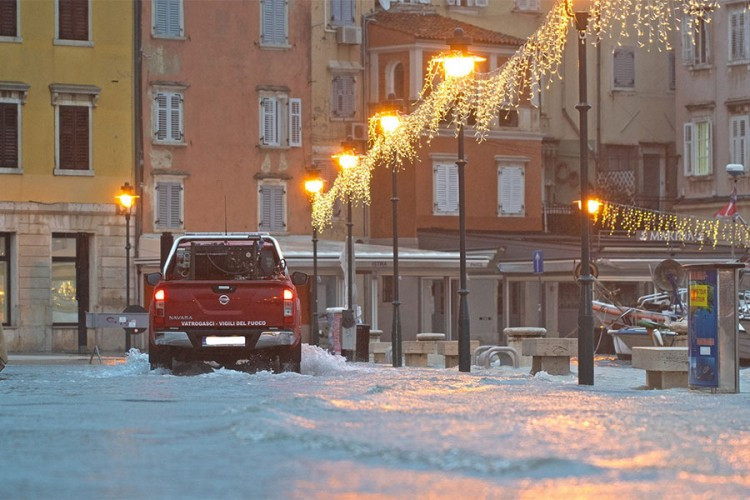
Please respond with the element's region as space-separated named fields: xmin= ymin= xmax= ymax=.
xmin=533 ymin=250 xmax=543 ymax=274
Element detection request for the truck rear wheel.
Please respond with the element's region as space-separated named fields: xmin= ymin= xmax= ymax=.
xmin=149 ymin=344 xmax=173 ymax=370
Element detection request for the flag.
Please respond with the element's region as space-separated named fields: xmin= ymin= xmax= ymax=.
xmin=715 ymin=187 xmax=738 ymax=218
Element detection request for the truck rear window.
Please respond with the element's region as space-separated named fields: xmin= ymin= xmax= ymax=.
xmin=167 ymin=241 xmax=281 ymax=281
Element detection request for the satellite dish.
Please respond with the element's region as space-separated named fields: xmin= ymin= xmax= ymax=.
xmin=379 ymin=0 xmax=391 ymax=10
xmin=653 ymin=259 xmax=685 ymax=292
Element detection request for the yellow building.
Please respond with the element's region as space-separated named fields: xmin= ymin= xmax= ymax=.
xmin=0 ymin=0 xmax=134 ymax=352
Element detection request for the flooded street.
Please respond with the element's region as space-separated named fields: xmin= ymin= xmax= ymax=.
xmin=1 ymin=347 xmax=750 ymax=499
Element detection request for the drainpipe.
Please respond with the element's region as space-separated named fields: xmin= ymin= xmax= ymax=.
xmin=133 ymin=0 xmax=143 ymax=301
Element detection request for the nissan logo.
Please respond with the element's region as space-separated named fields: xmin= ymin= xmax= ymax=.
xmin=218 ymin=295 xmax=230 ymax=305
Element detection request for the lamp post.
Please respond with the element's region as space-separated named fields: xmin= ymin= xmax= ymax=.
xmin=441 ymin=28 xmax=484 ymax=373
xmin=304 ymin=172 xmax=324 ymax=346
xmin=571 ymin=1 xmax=594 ymax=385
xmin=378 ymin=109 xmax=403 ymax=367
xmin=115 ymin=182 xmax=138 ymax=351
xmin=336 ymin=147 xmax=359 ymax=330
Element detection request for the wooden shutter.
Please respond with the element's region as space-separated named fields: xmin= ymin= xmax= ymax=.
xmin=730 ymin=9 xmax=747 ymax=61
xmin=289 ymin=98 xmax=301 ymax=147
xmin=0 ymin=103 xmax=18 ymax=168
xmin=156 ymin=182 xmax=182 ymax=228
xmin=260 ymin=97 xmax=277 ymax=145
xmin=683 ymin=122 xmax=693 ymax=176
xmin=682 ymin=16 xmax=694 ymax=65
xmin=331 ymin=0 xmax=354 ymax=26
xmin=261 ymin=0 xmax=286 ymax=45
xmin=167 ymin=0 xmax=182 ymax=36
xmin=59 ymin=105 xmax=88 ymax=170
xmin=0 ymin=0 xmax=17 ymax=37
xmin=333 ymin=75 xmax=355 ymax=118
xmin=259 ymin=184 xmax=286 ymax=231
xmin=434 ymin=163 xmax=458 ymax=214
xmin=169 ymin=93 xmax=183 ymax=141
xmin=731 ymin=116 xmax=749 ymax=167
xmin=58 ymin=0 xmax=88 ymax=41
xmin=154 ymin=0 xmax=168 ymax=34
xmin=499 ymin=165 xmax=525 ymax=215
xmin=155 ymin=93 xmax=168 ymax=141
xmin=613 ymin=48 xmax=635 ymax=88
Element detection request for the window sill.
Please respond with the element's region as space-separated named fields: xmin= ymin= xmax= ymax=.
xmin=0 ymin=167 xmax=22 ymax=175
xmin=259 ymin=42 xmax=291 ymax=50
xmin=153 ymin=140 xmax=187 ymax=147
xmin=258 ymin=144 xmax=291 ymax=151
xmin=151 ymin=34 xmax=187 ymax=41
xmin=54 ymin=168 xmax=94 ymax=176
xmin=53 ymin=39 xmax=94 ymax=48
xmin=727 ymin=60 xmax=750 ymax=68
xmin=0 ymin=36 xmax=22 ymax=43
xmin=687 ymin=63 xmax=712 ymax=72
xmin=433 ymin=212 xmax=459 ymax=217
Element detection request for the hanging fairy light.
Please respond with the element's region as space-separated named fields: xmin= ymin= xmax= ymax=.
xmin=311 ymin=0 xmax=723 ymax=231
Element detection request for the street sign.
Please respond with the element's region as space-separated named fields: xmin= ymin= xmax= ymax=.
xmin=533 ymin=250 xmax=543 ymax=274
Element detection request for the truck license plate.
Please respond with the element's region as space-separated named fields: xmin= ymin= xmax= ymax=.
xmin=203 ymin=336 xmax=246 ymax=347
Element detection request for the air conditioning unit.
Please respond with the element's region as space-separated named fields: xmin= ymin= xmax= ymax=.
xmin=348 ymin=122 xmax=368 ymax=141
xmin=336 ymin=26 xmax=362 ymax=45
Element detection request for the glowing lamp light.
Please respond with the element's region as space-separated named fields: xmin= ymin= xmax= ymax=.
xmin=115 ymin=182 xmax=139 ymax=210
xmin=304 ymin=178 xmax=324 ymax=195
xmin=441 ymin=52 xmax=485 ymax=79
xmin=379 ymin=113 xmax=401 ymax=135
xmin=575 ymin=198 xmax=602 ymax=215
xmin=336 ymin=152 xmax=359 ymax=170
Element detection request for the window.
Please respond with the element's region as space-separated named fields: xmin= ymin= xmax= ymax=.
xmin=332 ymin=74 xmax=355 ymax=118
xmin=433 ymin=162 xmax=458 ymax=215
xmin=0 ymin=233 xmax=9 ymax=325
xmin=260 ymin=0 xmax=287 ymax=47
xmin=683 ymin=119 xmax=712 ymax=176
xmin=153 ymin=90 xmax=184 ymax=144
xmin=729 ymin=6 xmax=749 ymax=63
xmin=668 ymin=51 xmax=676 ymax=90
xmin=51 ymin=234 xmax=78 ymax=325
xmin=155 ymin=181 xmax=183 ymax=230
xmin=57 ymin=0 xmax=89 ymax=42
xmin=330 ymin=0 xmax=354 ymax=26
xmin=0 ymin=82 xmax=27 ymax=171
xmin=513 ymin=0 xmax=539 ymax=11
xmin=51 ymin=84 xmax=99 ymax=174
xmin=259 ymin=94 xmax=301 ymax=148
xmin=447 ymin=0 xmax=490 ymax=7
xmin=498 ymin=164 xmax=525 ymax=216
xmin=730 ymin=115 xmax=749 ymax=167
xmin=385 ymin=62 xmax=405 ymax=101
xmin=498 ymin=109 xmax=519 ymax=128
xmin=613 ymin=47 xmax=635 ymax=88
xmin=682 ymin=14 xmax=710 ymax=66
xmin=153 ymin=0 xmax=183 ymax=38
xmin=0 ymin=0 xmax=18 ymax=38
xmin=258 ymin=182 xmax=286 ymax=232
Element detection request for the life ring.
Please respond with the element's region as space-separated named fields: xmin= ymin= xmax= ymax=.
xmin=574 ymin=261 xmax=599 ymax=279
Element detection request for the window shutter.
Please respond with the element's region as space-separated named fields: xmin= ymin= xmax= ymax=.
xmin=331 ymin=0 xmax=354 ymax=25
xmin=261 ymin=0 xmax=286 ymax=45
xmin=682 ymin=16 xmax=694 ymax=65
xmin=733 ymin=116 xmax=749 ymax=167
xmin=58 ymin=0 xmax=88 ymax=41
xmin=169 ymin=93 xmax=182 ymax=141
xmin=706 ymin=120 xmax=713 ymax=174
xmin=155 ymin=93 xmax=167 ymax=141
xmin=499 ymin=165 xmax=525 ymax=215
xmin=59 ymin=106 xmax=88 ymax=170
xmin=333 ymin=75 xmax=355 ymax=118
xmin=0 ymin=0 xmax=17 ymax=37
xmin=613 ymin=48 xmax=635 ymax=88
xmin=154 ymin=0 xmax=168 ymax=34
xmin=260 ymin=97 xmax=277 ymax=145
xmin=156 ymin=182 xmax=182 ymax=228
xmin=259 ymin=184 xmax=285 ymax=231
xmin=289 ymin=98 xmax=302 ymax=147
xmin=683 ymin=122 xmax=693 ymax=176
xmin=0 ymin=103 xmax=18 ymax=168
xmin=730 ymin=10 xmax=747 ymax=61
xmin=475 ymin=0 xmax=489 ymax=7
xmin=668 ymin=52 xmax=676 ymax=90
xmin=434 ymin=163 xmax=458 ymax=214
xmin=167 ymin=0 xmax=182 ymax=36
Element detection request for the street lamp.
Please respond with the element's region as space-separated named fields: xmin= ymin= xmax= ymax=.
xmin=115 ymin=182 xmax=138 ymax=351
xmin=569 ymin=0 xmax=595 ymax=385
xmin=378 ymin=107 xmax=403 ymax=367
xmin=336 ymin=144 xmax=359 ymax=331
xmin=440 ymin=28 xmax=484 ymax=373
xmin=304 ymin=170 xmax=325 ymax=346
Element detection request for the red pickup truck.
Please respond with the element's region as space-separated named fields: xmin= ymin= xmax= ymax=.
xmin=146 ymin=233 xmax=308 ymax=372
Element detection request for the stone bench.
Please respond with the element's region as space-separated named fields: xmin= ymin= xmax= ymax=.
xmin=370 ymin=341 xmax=392 ymax=364
xmin=522 ymin=338 xmax=577 ymax=375
xmin=403 ymin=337 xmax=442 ymax=367
xmin=632 ymin=346 xmax=688 ymax=389
xmin=505 ymin=327 xmax=547 ymax=366
xmin=436 ymin=340 xmax=480 ymax=368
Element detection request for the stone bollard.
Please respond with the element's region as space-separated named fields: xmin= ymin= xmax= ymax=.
xmin=504 ymin=327 xmax=546 ymax=367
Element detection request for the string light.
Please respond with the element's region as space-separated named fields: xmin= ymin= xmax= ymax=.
xmin=312 ymin=0 xmax=723 ymax=231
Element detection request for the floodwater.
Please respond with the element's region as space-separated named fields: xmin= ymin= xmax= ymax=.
xmin=1 ymin=347 xmax=749 ymax=499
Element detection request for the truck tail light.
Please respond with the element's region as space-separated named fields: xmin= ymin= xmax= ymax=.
xmin=154 ymin=288 xmax=165 ymax=327
xmin=283 ymin=288 xmax=294 ymax=324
